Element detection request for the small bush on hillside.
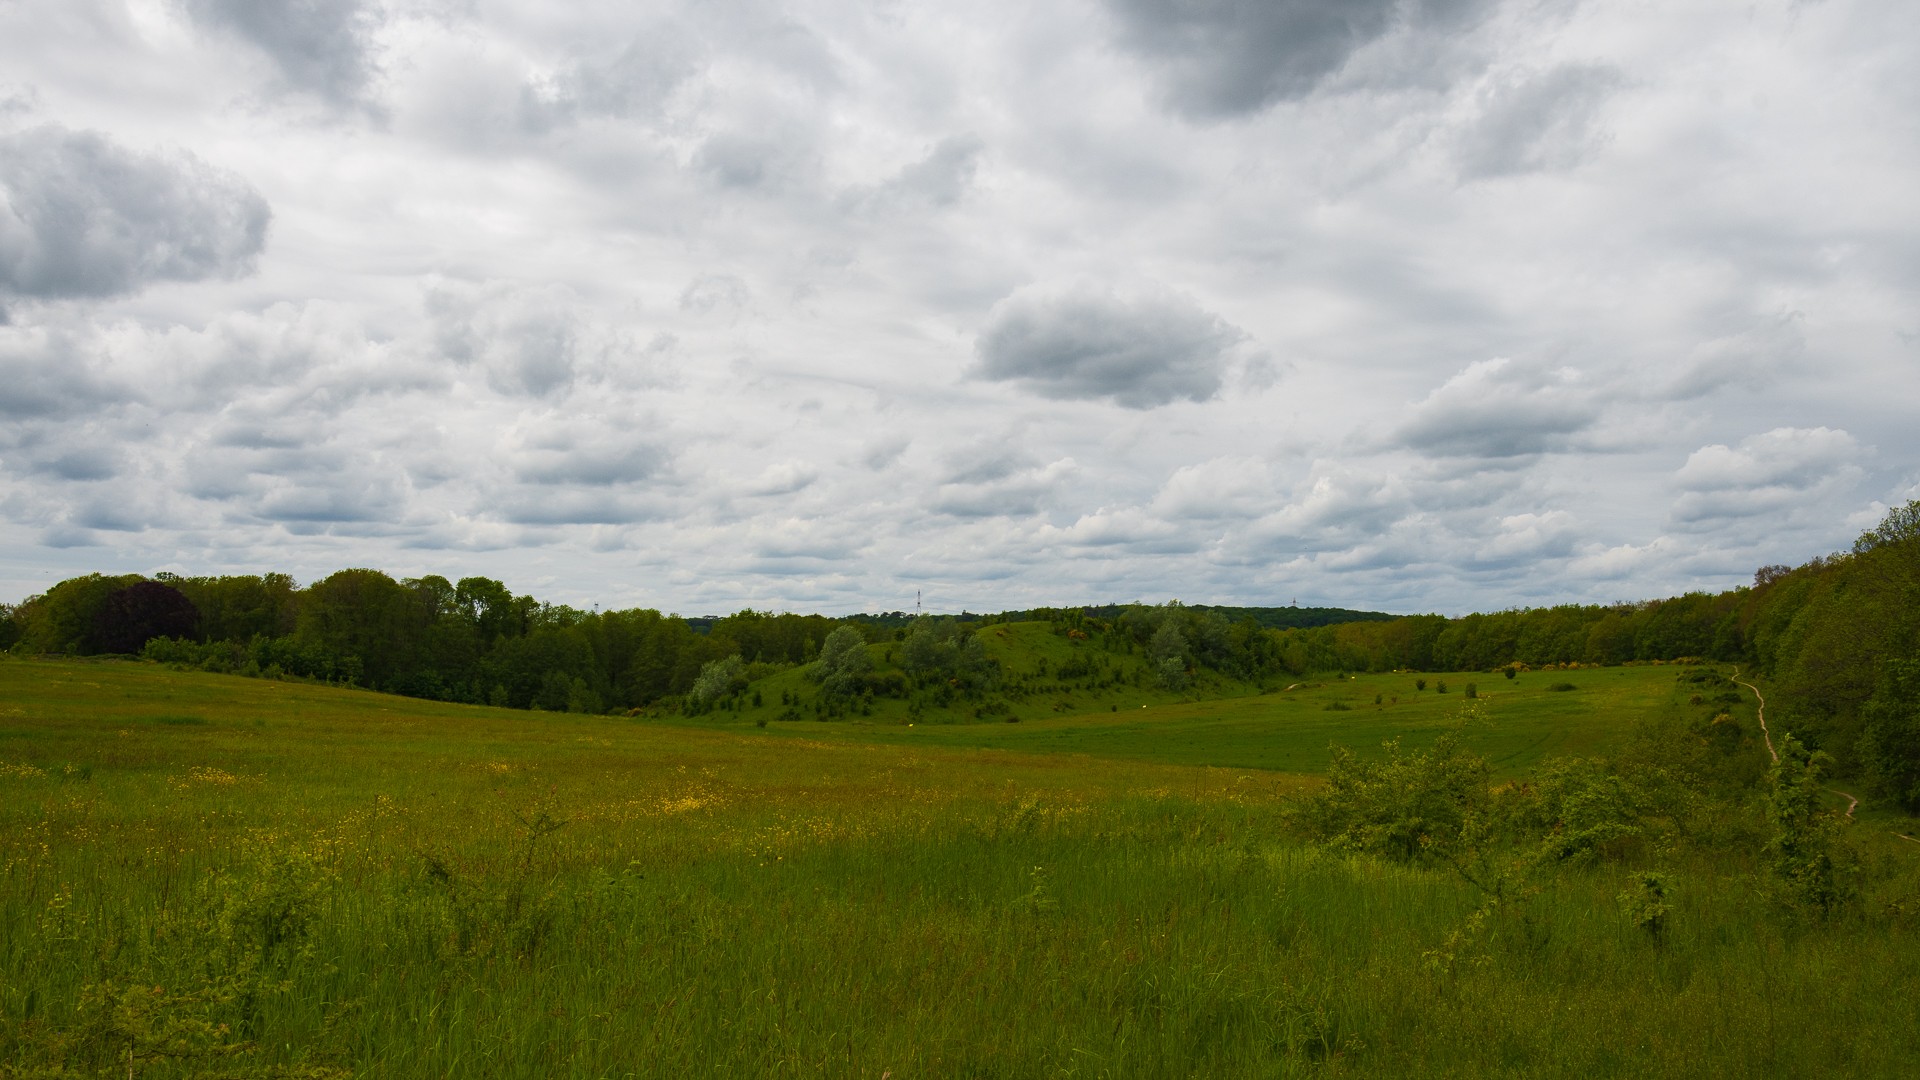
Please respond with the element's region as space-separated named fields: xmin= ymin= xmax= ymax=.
xmin=1548 ymin=682 xmax=1577 ymax=692
xmin=1416 ymin=679 xmax=1427 ymax=691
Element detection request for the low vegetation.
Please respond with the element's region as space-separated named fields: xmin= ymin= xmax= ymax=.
xmin=2 ymin=649 xmax=1917 ymax=1077
xmin=1 ymin=501 xmax=1914 ymax=1075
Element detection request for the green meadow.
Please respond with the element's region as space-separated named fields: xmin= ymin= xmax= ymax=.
xmin=3 ymin=654 xmax=1918 ymax=1078
xmin=710 ymin=660 xmax=1681 ymax=777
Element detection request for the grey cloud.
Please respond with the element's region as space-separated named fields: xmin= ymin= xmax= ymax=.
xmin=1670 ymin=427 xmax=1862 ymax=527
xmin=1150 ymin=457 xmax=1277 ymax=520
xmin=183 ymin=0 xmax=380 ymax=107
xmin=860 ymin=435 xmax=909 ymax=471
xmin=257 ymin=474 xmax=407 ymax=524
xmin=1396 ymin=358 xmax=1600 ymax=458
xmin=0 ymin=327 xmax=133 ymax=420
xmin=521 ymin=31 xmax=702 ymax=133
xmin=513 ymin=436 xmax=667 ymax=487
xmin=0 ymin=126 xmax=269 ymax=302
xmin=1107 ymin=0 xmax=1488 ymax=119
xmin=942 ymin=447 xmax=1031 ymax=486
xmin=428 ymin=283 xmax=591 ymax=398
xmin=1455 ymin=64 xmax=1622 ymax=180
xmin=679 ymin=274 xmax=751 ymax=316
xmin=743 ymin=460 xmax=817 ymax=496
xmin=931 ymin=457 xmax=1077 ymax=519
xmin=1662 ymin=314 xmax=1805 ymax=401
xmin=695 ymin=132 xmax=805 ymax=190
xmin=40 ymin=526 xmax=100 ymax=549
xmin=496 ymin=491 xmax=664 ymax=526
xmin=856 ymin=136 xmax=982 ymax=212
xmin=72 ymin=497 xmax=148 ymax=532
xmin=1245 ymin=469 xmax=1410 ymax=553
xmin=30 ymin=446 xmax=122 ymax=481
xmin=972 ymin=284 xmax=1245 ymax=409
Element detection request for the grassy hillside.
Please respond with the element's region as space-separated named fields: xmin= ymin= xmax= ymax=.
xmin=3 ymin=657 xmax=1917 ymax=1078
xmin=679 ymin=621 xmax=1708 ymax=776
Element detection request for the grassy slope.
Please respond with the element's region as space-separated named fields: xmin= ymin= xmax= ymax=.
xmin=4 ymin=657 xmax=1917 ymax=1078
xmin=686 ymin=622 xmax=1696 ymax=777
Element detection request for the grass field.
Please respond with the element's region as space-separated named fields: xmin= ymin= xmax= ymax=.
xmin=701 ymin=663 xmax=1686 ymax=776
xmin=3 ymin=656 xmax=1918 ymax=1078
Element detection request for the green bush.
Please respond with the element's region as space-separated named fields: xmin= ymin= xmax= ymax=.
xmin=1291 ymin=731 xmax=1490 ymax=864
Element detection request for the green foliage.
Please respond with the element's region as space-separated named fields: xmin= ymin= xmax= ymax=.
xmin=1617 ymin=871 xmax=1671 ymax=941
xmin=1293 ymin=729 xmax=1491 ymax=863
xmin=1506 ymin=757 xmax=1667 ymax=866
xmin=900 ymin=617 xmax=996 ymax=690
xmin=7 ymin=659 xmax=1920 ymax=1077
xmin=11 ymin=572 xmax=144 ymax=653
xmin=811 ymin=627 xmax=873 ymax=697
xmin=689 ymin=654 xmax=747 ymax=710
xmin=1147 ymin=621 xmax=1191 ymax=691
xmin=1858 ymin=658 xmax=1920 ymax=812
xmin=1766 ymin=735 xmax=1855 ymax=916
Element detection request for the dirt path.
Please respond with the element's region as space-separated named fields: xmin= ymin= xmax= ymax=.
xmin=1733 ymin=670 xmax=1861 ymax=818
xmin=1731 ymin=667 xmax=1777 ymax=763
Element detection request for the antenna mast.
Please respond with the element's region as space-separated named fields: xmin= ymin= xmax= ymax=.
xmin=915 ymin=590 xmax=922 ymax=618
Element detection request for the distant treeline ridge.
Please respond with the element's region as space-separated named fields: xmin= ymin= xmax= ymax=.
xmin=1 ymin=501 xmax=1914 ymax=806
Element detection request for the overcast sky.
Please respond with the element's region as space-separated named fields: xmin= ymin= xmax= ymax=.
xmin=2 ymin=0 xmax=1915 ymax=616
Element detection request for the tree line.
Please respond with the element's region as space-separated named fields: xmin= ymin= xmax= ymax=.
xmin=0 ymin=569 xmax=852 ymax=714
xmin=1 ymin=501 xmax=1913 ymax=810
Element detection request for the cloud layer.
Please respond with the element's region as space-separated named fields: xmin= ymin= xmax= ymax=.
xmin=0 ymin=0 xmax=1914 ymax=615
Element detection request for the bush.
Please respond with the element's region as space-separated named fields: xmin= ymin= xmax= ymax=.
xmin=1766 ymin=735 xmax=1856 ymax=916
xmin=1465 ymin=683 xmax=1477 ymax=699
xmin=688 ymin=654 xmax=747 ymax=711
xmin=1291 ymin=731 xmax=1491 ymax=864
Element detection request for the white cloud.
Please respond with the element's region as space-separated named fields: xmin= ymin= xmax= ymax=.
xmin=0 ymin=0 xmax=1914 ymax=614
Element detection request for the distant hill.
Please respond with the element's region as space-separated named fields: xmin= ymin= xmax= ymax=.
xmin=1073 ymin=604 xmax=1400 ymax=630
xmin=824 ymin=604 xmax=1399 ymax=633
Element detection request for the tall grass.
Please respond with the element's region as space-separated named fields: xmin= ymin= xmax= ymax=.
xmin=2 ymin=658 xmax=1917 ymax=1077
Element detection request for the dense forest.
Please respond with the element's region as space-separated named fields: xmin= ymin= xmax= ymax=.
xmin=3 ymin=500 xmax=1915 ymax=810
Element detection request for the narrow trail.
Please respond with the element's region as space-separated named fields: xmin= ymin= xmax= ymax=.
xmin=1830 ymin=788 xmax=1860 ymax=819
xmin=1731 ymin=667 xmax=1777 ymax=764
xmin=1733 ymin=669 xmax=1860 ymax=818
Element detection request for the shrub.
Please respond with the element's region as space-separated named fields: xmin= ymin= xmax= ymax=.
xmin=688 ymin=654 xmax=747 ymax=711
xmin=1416 ymin=679 xmax=1427 ymax=691
xmin=1465 ymin=683 xmax=1477 ymax=699
xmin=1766 ymin=735 xmax=1855 ymax=916
xmin=1291 ymin=731 xmax=1491 ymax=864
